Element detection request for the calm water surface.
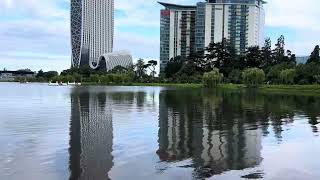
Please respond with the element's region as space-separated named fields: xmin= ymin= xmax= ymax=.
xmin=1 ymin=83 xmax=320 ymax=180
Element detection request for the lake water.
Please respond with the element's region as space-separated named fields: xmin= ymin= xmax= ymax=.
xmin=1 ymin=83 xmax=320 ymax=180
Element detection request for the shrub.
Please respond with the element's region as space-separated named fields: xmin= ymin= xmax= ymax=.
xmin=267 ymin=62 xmax=295 ymax=84
xmin=242 ymin=68 xmax=265 ymax=87
xmin=202 ymin=68 xmax=224 ymax=88
xmin=280 ymin=69 xmax=296 ymax=84
xmin=296 ymin=62 xmax=320 ymax=84
xmin=228 ymin=69 xmax=242 ymax=84
xmin=73 ymin=73 xmax=82 ymax=82
xmin=90 ymin=74 xmax=100 ymax=83
xmin=314 ymin=75 xmax=320 ymax=84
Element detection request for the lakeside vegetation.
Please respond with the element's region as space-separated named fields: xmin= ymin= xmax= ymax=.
xmin=11 ymin=35 xmax=320 ymax=96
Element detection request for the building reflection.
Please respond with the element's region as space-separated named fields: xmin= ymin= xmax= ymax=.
xmin=69 ymin=88 xmax=113 ymax=180
xmin=157 ymin=90 xmax=267 ymax=178
xmin=157 ymin=89 xmax=320 ymax=178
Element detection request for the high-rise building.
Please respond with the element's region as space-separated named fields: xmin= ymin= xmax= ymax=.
xmin=71 ymin=0 xmax=114 ymax=68
xmin=159 ymin=2 xmax=197 ymax=72
xmin=195 ymin=0 xmax=265 ymax=53
xmin=159 ymin=0 xmax=265 ymax=72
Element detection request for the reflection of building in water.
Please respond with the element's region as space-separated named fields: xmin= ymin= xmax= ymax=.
xmin=69 ymin=89 xmax=113 ymax=180
xmin=157 ymin=91 xmax=263 ymax=178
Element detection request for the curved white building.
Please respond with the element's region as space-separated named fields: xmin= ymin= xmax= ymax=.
xmin=71 ymin=0 xmax=114 ymax=68
xmin=98 ymin=51 xmax=133 ymax=71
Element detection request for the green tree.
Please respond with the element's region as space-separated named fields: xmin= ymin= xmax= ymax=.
xmin=273 ymin=35 xmax=286 ymax=64
xmin=261 ymin=38 xmax=273 ymax=70
xmin=245 ymin=46 xmax=262 ymax=68
xmin=135 ymin=58 xmax=147 ymax=78
xmin=36 ymin=69 xmax=44 ymax=78
xmin=314 ymin=75 xmax=320 ymax=84
xmin=228 ymin=69 xmax=242 ymax=84
xmin=44 ymin=71 xmax=59 ymax=80
xmin=109 ymin=66 xmax=128 ymax=74
xmin=242 ymin=68 xmax=265 ymax=87
xmin=178 ymin=61 xmax=199 ymax=77
xmin=205 ymin=38 xmax=236 ymax=76
xmin=74 ymin=73 xmax=82 ymax=82
xmin=280 ymin=69 xmax=296 ymax=84
xmin=280 ymin=50 xmax=297 ymax=65
xmin=296 ymin=62 xmax=320 ymax=84
xmin=90 ymin=74 xmax=100 ymax=83
xmin=165 ymin=56 xmax=185 ymax=78
xmin=307 ymin=45 xmax=320 ymax=64
xmin=147 ymin=60 xmax=158 ymax=77
xmin=181 ymin=52 xmax=206 ymax=76
xmin=267 ymin=62 xmax=295 ymax=84
xmin=202 ymin=68 xmax=224 ymax=88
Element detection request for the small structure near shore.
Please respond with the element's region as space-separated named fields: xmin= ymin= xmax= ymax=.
xmin=0 ymin=70 xmax=35 ymax=81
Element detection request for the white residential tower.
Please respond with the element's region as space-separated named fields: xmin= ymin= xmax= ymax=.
xmin=71 ymin=0 xmax=114 ymax=69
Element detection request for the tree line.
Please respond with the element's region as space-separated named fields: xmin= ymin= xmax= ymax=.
xmin=165 ymin=35 xmax=320 ymax=86
xmin=16 ymin=35 xmax=320 ymax=87
xmin=46 ymin=59 xmax=159 ymax=84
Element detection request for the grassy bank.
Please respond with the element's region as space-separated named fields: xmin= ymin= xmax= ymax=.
xmin=81 ymin=82 xmax=203 ymax=88
xmin=78 ymin=82 xmax=320 ymax=95
xmin=218 ymin=84 xmax=320 ymax=96
xmin=259 ymin=85 xmax=320 ymax=96
xmin=131 ymin=83 xmax=203 ymax=88
xmin=17 ymin=80 xmax=319 ymax=96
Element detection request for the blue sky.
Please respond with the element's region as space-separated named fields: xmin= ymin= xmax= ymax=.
xmin=0 ymin=0 xmax=319 ymax=72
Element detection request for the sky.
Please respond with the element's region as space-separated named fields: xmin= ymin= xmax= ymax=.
xmin=0 ymin=0 xmax=319 ymax=72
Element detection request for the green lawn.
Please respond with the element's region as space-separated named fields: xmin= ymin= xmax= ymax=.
xmin=82 ymin=82 xmax=320 ymax=96
xmin=131 ymin=83 xmax=203 ymax=88
xmin=219 ymin=84 xmax=320 ymax=96
xmin=259 ymin=84 xmax=320 ymax=96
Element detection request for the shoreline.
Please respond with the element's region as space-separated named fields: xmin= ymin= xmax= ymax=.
xmin=219 ymin=84 xmax=320 ymax=96
xmin=3 ymin=81 xmax=320 ymax=96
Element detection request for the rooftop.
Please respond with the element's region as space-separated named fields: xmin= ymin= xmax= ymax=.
xmin=0 ymin=71 xmax=35 ymax=75
xmin=206 ymin=0 xmax=266 ymax=4
xmin=158 ymin=2 xmax=196 ymax=9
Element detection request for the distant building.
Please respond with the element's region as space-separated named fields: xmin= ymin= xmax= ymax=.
xmin=71 ymin=0 xmax=114 ymax=68
xmin=0 ymin=70 xmax=35 ymax=81
xmin=159 ymin=2 xmax=197 ymax=72
xmin=296 ymin=56 xmax=309 ymax=64
xmin=159 ymin=0 xmax=266 ymax=72
xmin=98 ymin=51 xmax=133 ymax=71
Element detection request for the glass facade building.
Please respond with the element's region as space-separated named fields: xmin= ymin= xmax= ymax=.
xmin=195 ymin=0 xmax=265 ymax=53
xmin=159 ymin=2 xmax=197 ymax=72
xmin=159 ymin=0 xmax=265 ymax=72
xmin=71 ymin=0 xmax=114 ymax=69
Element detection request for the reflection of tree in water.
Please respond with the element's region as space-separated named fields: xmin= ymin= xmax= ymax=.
xmin=69 ymin=88 xmax=113 ymax=180
xmin=263 ymin=94 xmax=320 ymax=135
xmin=157 ymin=89 xmax=320 ymax=179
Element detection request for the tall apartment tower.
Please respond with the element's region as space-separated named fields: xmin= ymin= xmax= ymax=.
xmin=195 ymin=0 xmax=265 ymax=53
xmin=159 ymin=2 xmax=197 ymax=72
xmin=71 ymin=0 xmax=114 ymax=68
xmin=159 ymin=0 xmax=265 ymax=72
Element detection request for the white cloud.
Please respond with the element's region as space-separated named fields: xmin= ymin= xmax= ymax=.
xmin=115 ymin=0 xmax=194 ymax=28
xmin=265 ymin=0 xmax=320 ymax=30
xmin=263 ymin=0 xmax=320 ymax=55
xmin=0 ymin=0 xmax=319 ymax=72
xmin=0 ymin=56 xmax=70 ymax=72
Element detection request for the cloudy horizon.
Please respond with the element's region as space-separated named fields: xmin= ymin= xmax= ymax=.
xmin=0 ymin=0 xmax=319 ymax=72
